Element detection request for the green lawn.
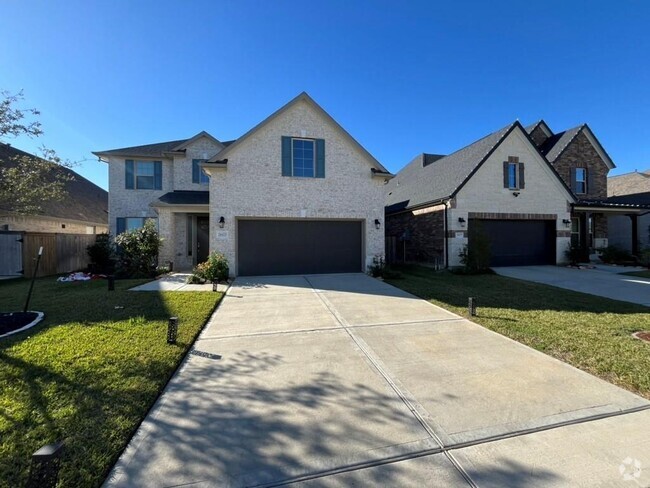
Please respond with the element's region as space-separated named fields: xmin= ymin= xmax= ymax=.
xmin=0 ymin=277 xmax=222 ymax=488
xmin=622 ymin=270 xmax=650 ymax=279
xmin=386 ymin=266 xmax=650 ymax=399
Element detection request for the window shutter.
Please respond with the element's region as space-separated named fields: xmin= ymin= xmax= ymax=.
xmin=503 ymin=161 xmax=509 ymax=188
xmin=315 ymin=139 xmax=325 ymax=178
xmin=518 ymin=162 xmax=525 ymax=189
xmin=154 ymin=161 xmax=162 ymax=190
xmin=116 ymin=217 xmax=126 ymax=235
xmin=587 ymin=169 xmax=594 ymax=195
xmin=125 ymin=160 xmax=134 ymax=189
xmin=192 ymin=159 xmax=200 ymax=183
xmin=570 ymin=167 xmax=577 ymax=193
xmin=281 ymin=136 xmax=292 ymax=176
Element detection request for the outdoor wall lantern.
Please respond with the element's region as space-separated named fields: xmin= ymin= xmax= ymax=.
xmin=562 ymin=218 xmax=572 ymax=227
xmin=458 ymin=217 xmax=466 ymax=227
xmin=374 ymin=219 xmax=381 ymax=230
xmin=218 ymin=216 xmax=225 ymax=228
xmin=512 ymin=191 xmax=521 ymax=197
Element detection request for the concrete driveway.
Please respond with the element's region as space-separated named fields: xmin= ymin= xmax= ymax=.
xmin=494 ymin=265 xmax=650 ymax=307
xmin=105 ymin=274 xmax=650 ymax=487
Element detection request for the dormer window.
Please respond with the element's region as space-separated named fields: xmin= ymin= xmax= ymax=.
xmin=575 ymin=168 xmax=587 ymax=194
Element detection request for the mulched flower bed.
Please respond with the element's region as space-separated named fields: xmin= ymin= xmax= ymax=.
xmin=0 ymin=312 xmax=44 ymax=338
xmin=633 ymin=331 xmax=650 ymax=343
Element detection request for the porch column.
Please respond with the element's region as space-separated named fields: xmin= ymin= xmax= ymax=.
xmin=629 ymin=214 xmax=639 ymax=256
xmin=157 ymin=208 xmax=175 ymax=267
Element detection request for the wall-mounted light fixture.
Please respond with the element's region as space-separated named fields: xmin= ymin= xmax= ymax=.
xmin=374 ymin=219 xmax=381 ymax=230
xmin=458 ymin=217 xmax=466 ymax=227
xmin=562 ymin=218 xmax=572 ymax=227
xmin=218 ymin=216 xmax=225 ymax=229
xmin=512 ymin=192 xmax=520 ymax=197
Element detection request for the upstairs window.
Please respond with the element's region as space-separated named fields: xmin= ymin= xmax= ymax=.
xmin=192 ymin=159 xmax=209 ymax=184
xmin=292 ymin=139 xmax=315 ymax=177
xmin=125 ymin=160 xmax=162 ymax=190
xmin=503 ymin=157 xmax=525 ymax=190
xmin=575 ymin=167 xmax=587 ymax=194
xmin=281 ymin=136 xmax=325 ymax=178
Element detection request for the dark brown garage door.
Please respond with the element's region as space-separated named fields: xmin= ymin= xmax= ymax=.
xmin=237 ymin=220 xmax=363 ymax=276
xmin=469 ymin=219 xmax=555 ymax=267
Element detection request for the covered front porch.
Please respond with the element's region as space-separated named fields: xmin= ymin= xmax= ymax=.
xmin=572 ymin=197 xmax=650 ymax=261
xmin=151 ymin=191 xmax=211 ymax=271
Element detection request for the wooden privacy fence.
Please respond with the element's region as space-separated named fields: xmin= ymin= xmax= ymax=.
xmin=0 ymin=232 xmax=96 ymax=277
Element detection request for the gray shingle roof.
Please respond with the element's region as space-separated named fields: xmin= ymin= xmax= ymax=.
xmin=94 ymin=139 xmax=189 ymax=158
xmin=152 ymin=191 xmax=209 ymax=206
xmin=386 ymin=122 xmax=516 ymax=212
xmin=0 ymin=143 xmax=108 ymax=224
xmin=608 ymin=170 xmax=650 ymax=196
xmin=539 ymin=125 xmax=583 ymax=162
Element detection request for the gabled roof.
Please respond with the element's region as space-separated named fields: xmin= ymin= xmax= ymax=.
xmin=0 ymin=143 xmax=108 ymax=224
xmin=386 ymin=121 xmax=575 ymax=213
xmin=386 ymin=122 xmax=518 ymax=212
xmin=170 ymin=131 xmax=223 ymax=151
xmin=608 ymin=170 xmax=650 ymax=196
xmin=525 ymin=120 xmax=553 ymax=138
xmin=540 ymin=124 xmax=615 ymax=169
xmin=206 ymin=92 xmax=391 ymax=174
xmin=539 ymin=125 xmax=583 ymax=162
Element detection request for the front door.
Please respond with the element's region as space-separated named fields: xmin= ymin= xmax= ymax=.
xmin=196 ymin=216 xmax=210 ymax=264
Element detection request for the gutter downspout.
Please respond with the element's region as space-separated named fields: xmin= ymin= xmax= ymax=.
xmin=444 ymin=201 xmax=449 ymax=269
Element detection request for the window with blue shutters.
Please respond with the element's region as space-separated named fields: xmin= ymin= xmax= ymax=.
xmin=281 ymin=136 xmax=325 ymax=178
xmin=125 ymin=160 xmax=162 ymax=189
xmin=192 ymin=159 xmax=209 ymax=184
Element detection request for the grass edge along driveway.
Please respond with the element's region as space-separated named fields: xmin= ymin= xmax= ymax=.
xmin=386 ymin=266 xmax=650 ymax=401
xmin=0 ymin=277 xmax=222 ymax=488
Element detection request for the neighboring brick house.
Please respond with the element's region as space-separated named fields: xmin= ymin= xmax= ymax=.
xmin=0 ymin=143 xmax=108 ymax=234
xmin=606 ymin=169 xmax=650 ymax=253
xmin=385 ymin=120 xmax=644 ymax=267
xmin=94 ymin=93 xmax=392 ymax=276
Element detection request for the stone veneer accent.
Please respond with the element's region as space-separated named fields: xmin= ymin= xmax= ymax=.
xmin=386 ymin=208 xmax=445 ymax=263
xmin=528 ymin=124 xmax=551 ymax=147
xmin=553 ymin=130 xmax=608 ymax=200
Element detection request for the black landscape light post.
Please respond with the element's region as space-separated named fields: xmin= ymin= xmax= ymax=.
xmin=24 ymin=246 xmax=43 ymax=313
xmin=27 ymin=440 xmax=64 ymax=488
xmin=167 ymin=317 xmax=178 ymax=344
xmin=468 ymin=297 xmax=477 ymax=317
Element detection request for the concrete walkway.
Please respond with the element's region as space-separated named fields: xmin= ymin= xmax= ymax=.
xmin=494 ymin=265 xmax=650 ymax=307
xmin=106 ymin=273 xmax=650 ymax=487
xmin=129 ymin=273 xmax=229 ymax=292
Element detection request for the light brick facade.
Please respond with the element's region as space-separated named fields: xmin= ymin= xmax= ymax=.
xmin=103 ymin=95 xmax=387 ymax=275
xmin=205 ymin=97 xmax=386 ymax=276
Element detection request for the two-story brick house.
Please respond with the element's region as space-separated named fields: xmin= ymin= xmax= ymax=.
xmin=386 ymin=119 xmax=647 ymax=267
xmin=94 ymin=93 xmax=392 ymax=276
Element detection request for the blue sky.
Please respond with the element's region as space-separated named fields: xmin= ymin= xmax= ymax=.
xmin=1 ymin=1 xmax=649 ymax=190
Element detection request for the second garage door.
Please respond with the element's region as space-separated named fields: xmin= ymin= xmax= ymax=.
xmin=469 ymin=219 xmax=556 ymax=267
xmin=237 ymin=220 xmax=363 ymax=276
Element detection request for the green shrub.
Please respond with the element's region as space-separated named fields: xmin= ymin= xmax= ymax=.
xmin=367 ymin=255 xmax=402 ymax=279
xmin=638 ymin=248 xmax=650 ymax=268
xmin=597 ymin=245 xmax=634 ymax=264
xmin=458 ymin=226 xmax=491 ymax=274
xmin=565 ymin=243 xmax=583 ymax=266
xmin=114 ymin=220 xmax=162 ymax=278
xmin=86 ymin=233 xmax=115 ymax=273
xmin=193 ymin=251 xmax=229 ymax=283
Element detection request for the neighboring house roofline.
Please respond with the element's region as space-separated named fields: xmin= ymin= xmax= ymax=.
xmin=93 ymin=138 xmax=190 ymax=160
xmin=206 ymin=92 xmax=391 ymax=174
xmin=385 ymin=121 xmax=575 ymax=215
